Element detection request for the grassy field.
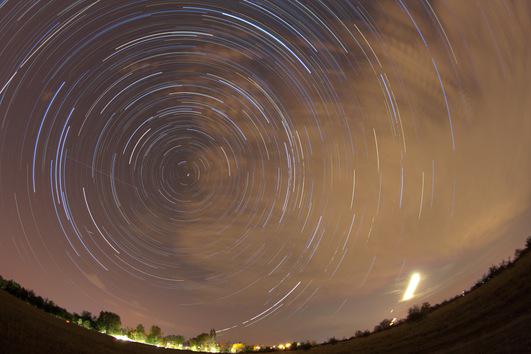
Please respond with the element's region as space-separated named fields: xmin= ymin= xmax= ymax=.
xmin=1 ymin=251 xmax=531 ymax=354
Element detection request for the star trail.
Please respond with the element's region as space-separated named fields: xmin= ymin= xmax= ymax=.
xmin=1 ymin=0 xmax=530 ymax=344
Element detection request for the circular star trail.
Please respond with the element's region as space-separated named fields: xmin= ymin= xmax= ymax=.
xmin=1 ymin=0 xmax=531 ymax=344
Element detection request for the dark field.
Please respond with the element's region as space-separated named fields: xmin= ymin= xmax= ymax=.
xmin=2 ymin=251 xmax=531 ymax=354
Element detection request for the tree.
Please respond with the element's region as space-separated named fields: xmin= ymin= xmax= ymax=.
xmin=164 ymin=335 xmax=185 ymax=348
xmin=189 ymin=330 xmax=217 ymax=350
xmin=355 ymin=330 xmax=370 ymax=337
xmin=146 ymin=325 xmax=162 ymax=345
xmin=128 ymin=324 xmax=147 ymax=342
xmin=188 ymin=337 xmax=198 ymax=349
xmin=326 ymin=337 xmax=338 ymax=345
xmin=96 ymin=311 xmax=121 ymax=334
xmin=407 ymin=302 xmax=431 ymax=321
xmin=297 ymin=341 xmax=313 ymax=350
xmin=79 ymin=311 xmax=96 ymax=329
xmin=80 ymin=311 xmax=94 ymax=321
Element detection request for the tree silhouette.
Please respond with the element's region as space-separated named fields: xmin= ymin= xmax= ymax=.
xmin=128 ymin=324 xmax=147 ymax=342
xmin=147 ymin=325 xmax=162 ymax=344
xmin=164 ymin=334 xmax=185 ymax=348
xmin=96 ymin=311 xmax=121 ymax=334
xmin=407 ymin=302 xmax=431 ymax=321
xmin=373 ymin=318 xmax=392 ymax=332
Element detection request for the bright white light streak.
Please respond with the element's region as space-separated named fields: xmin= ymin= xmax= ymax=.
xmin=220 ymin=146 xmax=231 ymax=176
xmin=129 ymin=128 xmax=151 ymax=164
xmin=418 ymin=171 xmax=425 ymax=219
xmin=82 ymin=187 xmax=120 ymax=254
xmin=350 ymin=169 xmax=356 ymax=209
xmin=402 ymin=272 xmax=421 ymax=301
xmin=373 ymin=128 xmax=380 ymax=172
xmin=242 ymin=281 xmax=301 ymax=324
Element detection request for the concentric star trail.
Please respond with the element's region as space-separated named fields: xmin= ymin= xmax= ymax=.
xmin=1 ymin=0 xmax=531 ymax=344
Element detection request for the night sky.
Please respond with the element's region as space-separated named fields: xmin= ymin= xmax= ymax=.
xmin=1 ymin=0 xmax=530 ymax=345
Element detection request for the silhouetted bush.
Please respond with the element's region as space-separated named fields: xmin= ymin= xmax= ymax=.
xmin=407 ymin=302 xmax=431 ymax=321
xmin=373 ymin=319 xmax=392 ymax=332
xmin=297 ymin=341 xmax=313 ymax=350
xmin=326 ymin=337 xmax=338 ymax=345
xmin=355 ymin=329 xmax=371 ymax=337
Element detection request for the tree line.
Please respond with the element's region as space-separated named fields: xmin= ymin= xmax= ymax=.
xmin=2 ymin=236 xmax=530 ymax=352
xmin=0 ymin=274 xmax=219 ymax=350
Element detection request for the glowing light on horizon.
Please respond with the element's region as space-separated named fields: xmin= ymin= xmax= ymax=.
xmin=402 ymin=272 xmax=421 ymax=301
xmin=111 ymin=334 xmax=134 ymax=342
